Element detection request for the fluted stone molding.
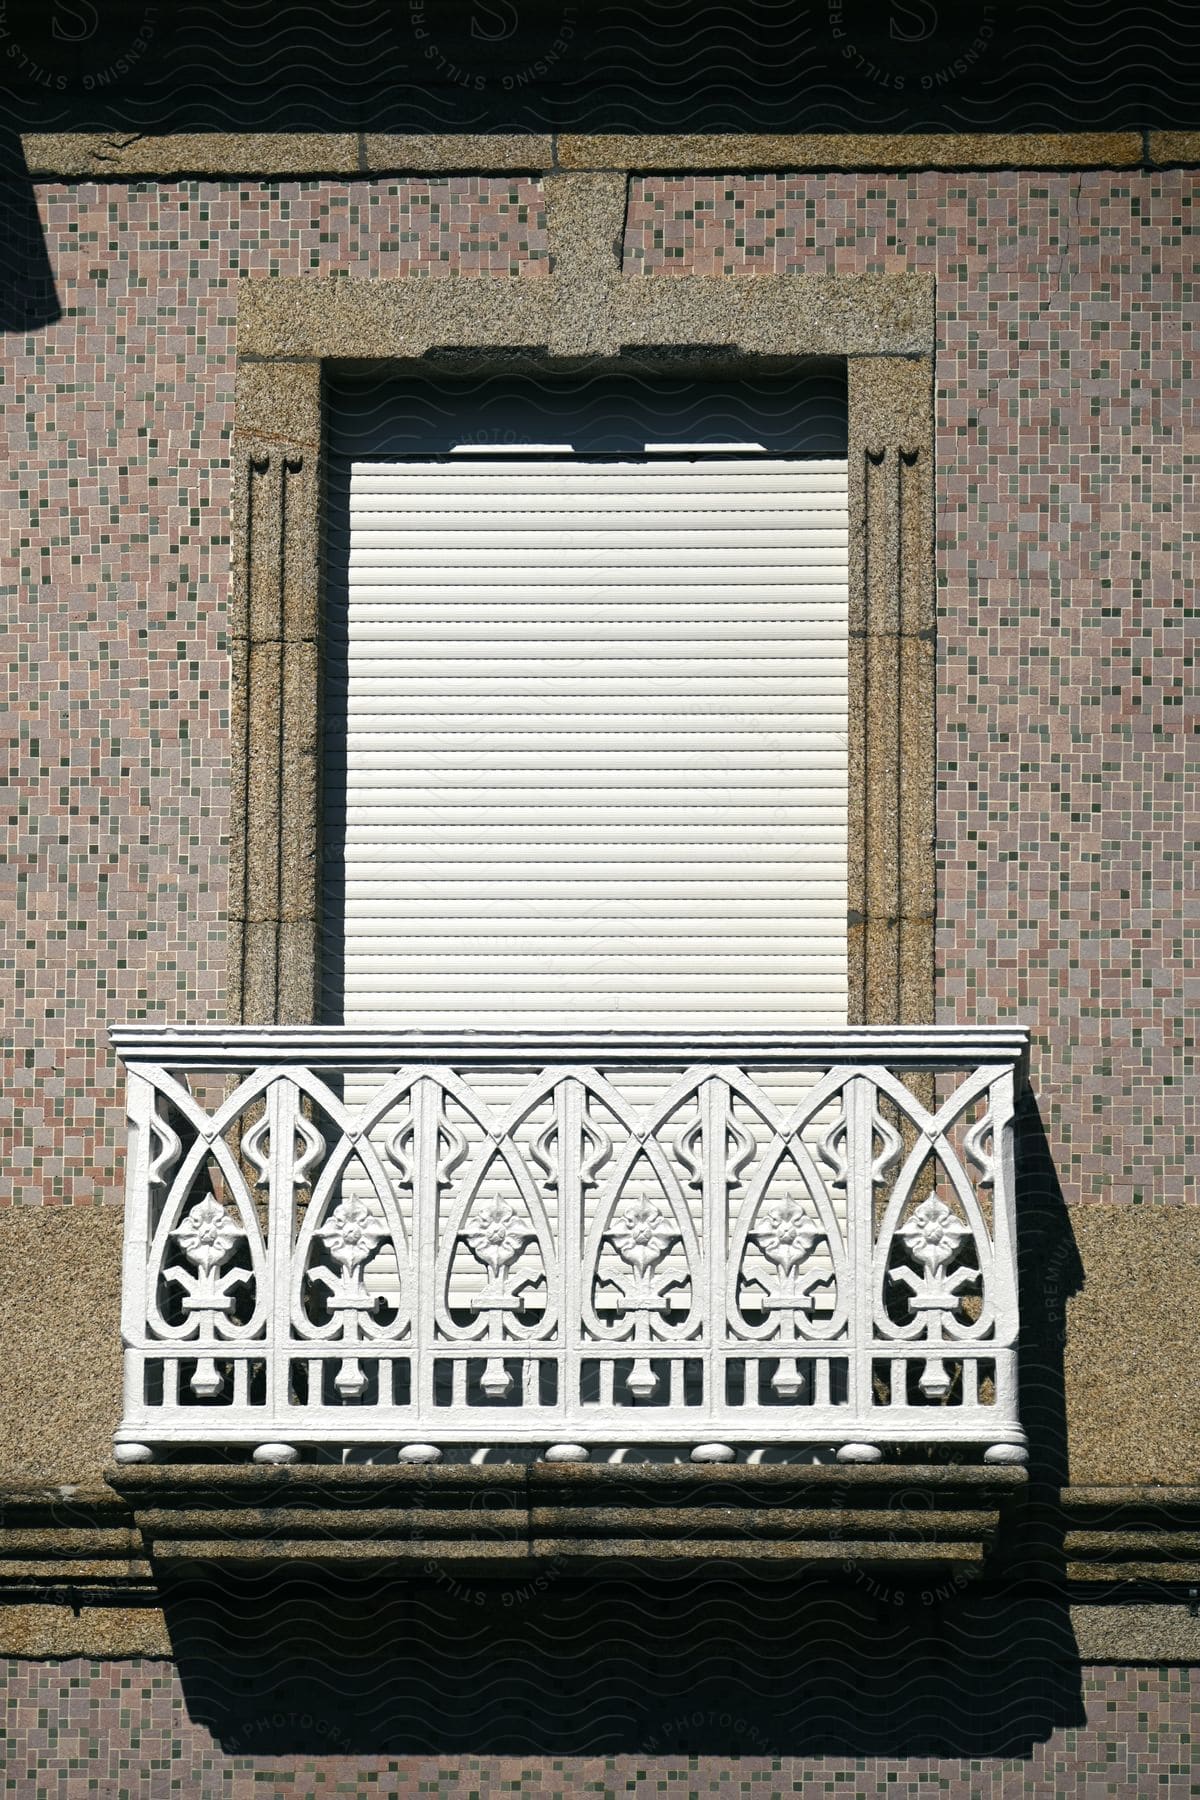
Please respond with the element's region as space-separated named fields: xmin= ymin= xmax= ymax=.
xmin=230 ymin=361 xmax=323 ymax=1025
xmin=847 ymin=357 xmax=936 ymax=1028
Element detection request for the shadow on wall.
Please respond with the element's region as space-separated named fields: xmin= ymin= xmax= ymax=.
xmin=1013 ymin=1090 xmax=1084 ymax=1492
xmin=0 ymin=135 xmax=61 ymax=332
xmin=0 ymin=0 xmax=1194 ymax=134
xmin=160 ymin=1087 xmax=1085 ymax=1760
xmin=163 ymin=1563 xmax=1086 ymax=1758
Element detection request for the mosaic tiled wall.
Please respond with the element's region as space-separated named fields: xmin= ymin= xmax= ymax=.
xmin=0 ymin=1660 xmax=1195 ymax=1795
xmin=2 ymin=170 xmax=1193 ymax=1208
xmin=625 ymin=171 xmax=1195 ymax=1209
xmin=2 ymin=178 xmax=547 ymax=1208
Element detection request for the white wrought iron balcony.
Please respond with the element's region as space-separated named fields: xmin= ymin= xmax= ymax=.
xmin=111 ymin=1027 xmax=1029 ymax=1468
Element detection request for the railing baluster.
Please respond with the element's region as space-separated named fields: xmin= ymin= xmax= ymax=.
xmin=991 ymin=1068 xmax=1019 ymax=1349
xmin=847 ymin=1074 xmax=876 ymax=1435
xmin=413 ymin=1073 xmax=439 ymax=1427
xmin=559 ymin=1075 xmax=583 ymax=1431
xmin=115 ymin=1069 xmax=167 ymax=1462
xmin=702 ymin=1073 xmax=725 ymax=1426
xmin=266 ymin=1075 xmax=297 ymax=1443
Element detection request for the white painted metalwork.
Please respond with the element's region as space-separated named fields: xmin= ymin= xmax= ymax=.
xmin=112 ymin=1026 xmax=1027 ymax=1463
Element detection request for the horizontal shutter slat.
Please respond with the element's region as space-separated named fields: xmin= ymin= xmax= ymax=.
xmin=331 ymin=739 xmax=850 ymax=757
xmin=331 ymin=853 xmax=850 ymax=873
xmin=345 ymin=520 xmax=849 ymax=540
xmin=341 ymin=882 xmax=847 ymax=901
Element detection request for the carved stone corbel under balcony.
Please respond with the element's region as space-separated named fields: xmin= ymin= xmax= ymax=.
xmin=104 ymin=1461 xmax=1026 ymax=1577
xmin=8 ymin=1475 xmax=1200 ymax=1660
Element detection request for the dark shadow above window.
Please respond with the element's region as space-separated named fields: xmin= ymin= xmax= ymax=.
xmin=327 ymin=365 xmax=849 ymax=461
xmin=0 ymin=0 xmax=1193 ymax=135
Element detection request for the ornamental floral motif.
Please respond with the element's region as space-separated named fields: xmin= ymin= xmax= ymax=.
xmin=173 ymin=1196 xmax=242 ymax=1272
xmin=754 ymin=1197 xmax=824 ymax=1273
xmin=613 ymin=1196 xmax=679 ymax=1274
xmin=898 ymin=1197 xmax=972 ymax=1272
xmin=464 ymin=1196 xmax=533 ymax=1274
xmin=318 ymin=1194 xmax=387 ymax=1270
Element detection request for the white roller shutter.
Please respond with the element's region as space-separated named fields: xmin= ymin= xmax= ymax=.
xmin=323 ymin=454 xmax=849 ymax=1030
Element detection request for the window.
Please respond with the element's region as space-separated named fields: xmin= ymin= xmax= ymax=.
xmin=320 ymin=371 xmax=850 ymax=1034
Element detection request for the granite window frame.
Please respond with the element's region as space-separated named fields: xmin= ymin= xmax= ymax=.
xmin=228 ymin=173 xmax=937 ymax=1030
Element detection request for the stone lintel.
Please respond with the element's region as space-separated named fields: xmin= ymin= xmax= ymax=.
xmin=234 ymin=271 xmax=932 ymax=363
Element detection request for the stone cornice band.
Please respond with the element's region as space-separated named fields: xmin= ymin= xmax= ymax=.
xmin=13 ymin=130 xmax=1200 ymax=181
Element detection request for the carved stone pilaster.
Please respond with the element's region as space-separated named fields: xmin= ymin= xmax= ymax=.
xmin=229 ymin=361 xmax=323 ymax=1025
xmin=846 ymin=357 xmax=936 ymax=1027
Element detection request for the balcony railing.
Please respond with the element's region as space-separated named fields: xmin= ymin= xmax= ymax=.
xmin=112 ymin=1027 xmax=1029 ymax=1467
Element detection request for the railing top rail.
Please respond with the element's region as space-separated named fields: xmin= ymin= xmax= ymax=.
xmin=110 ymin=1023 xmax=1030 ymax=1075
